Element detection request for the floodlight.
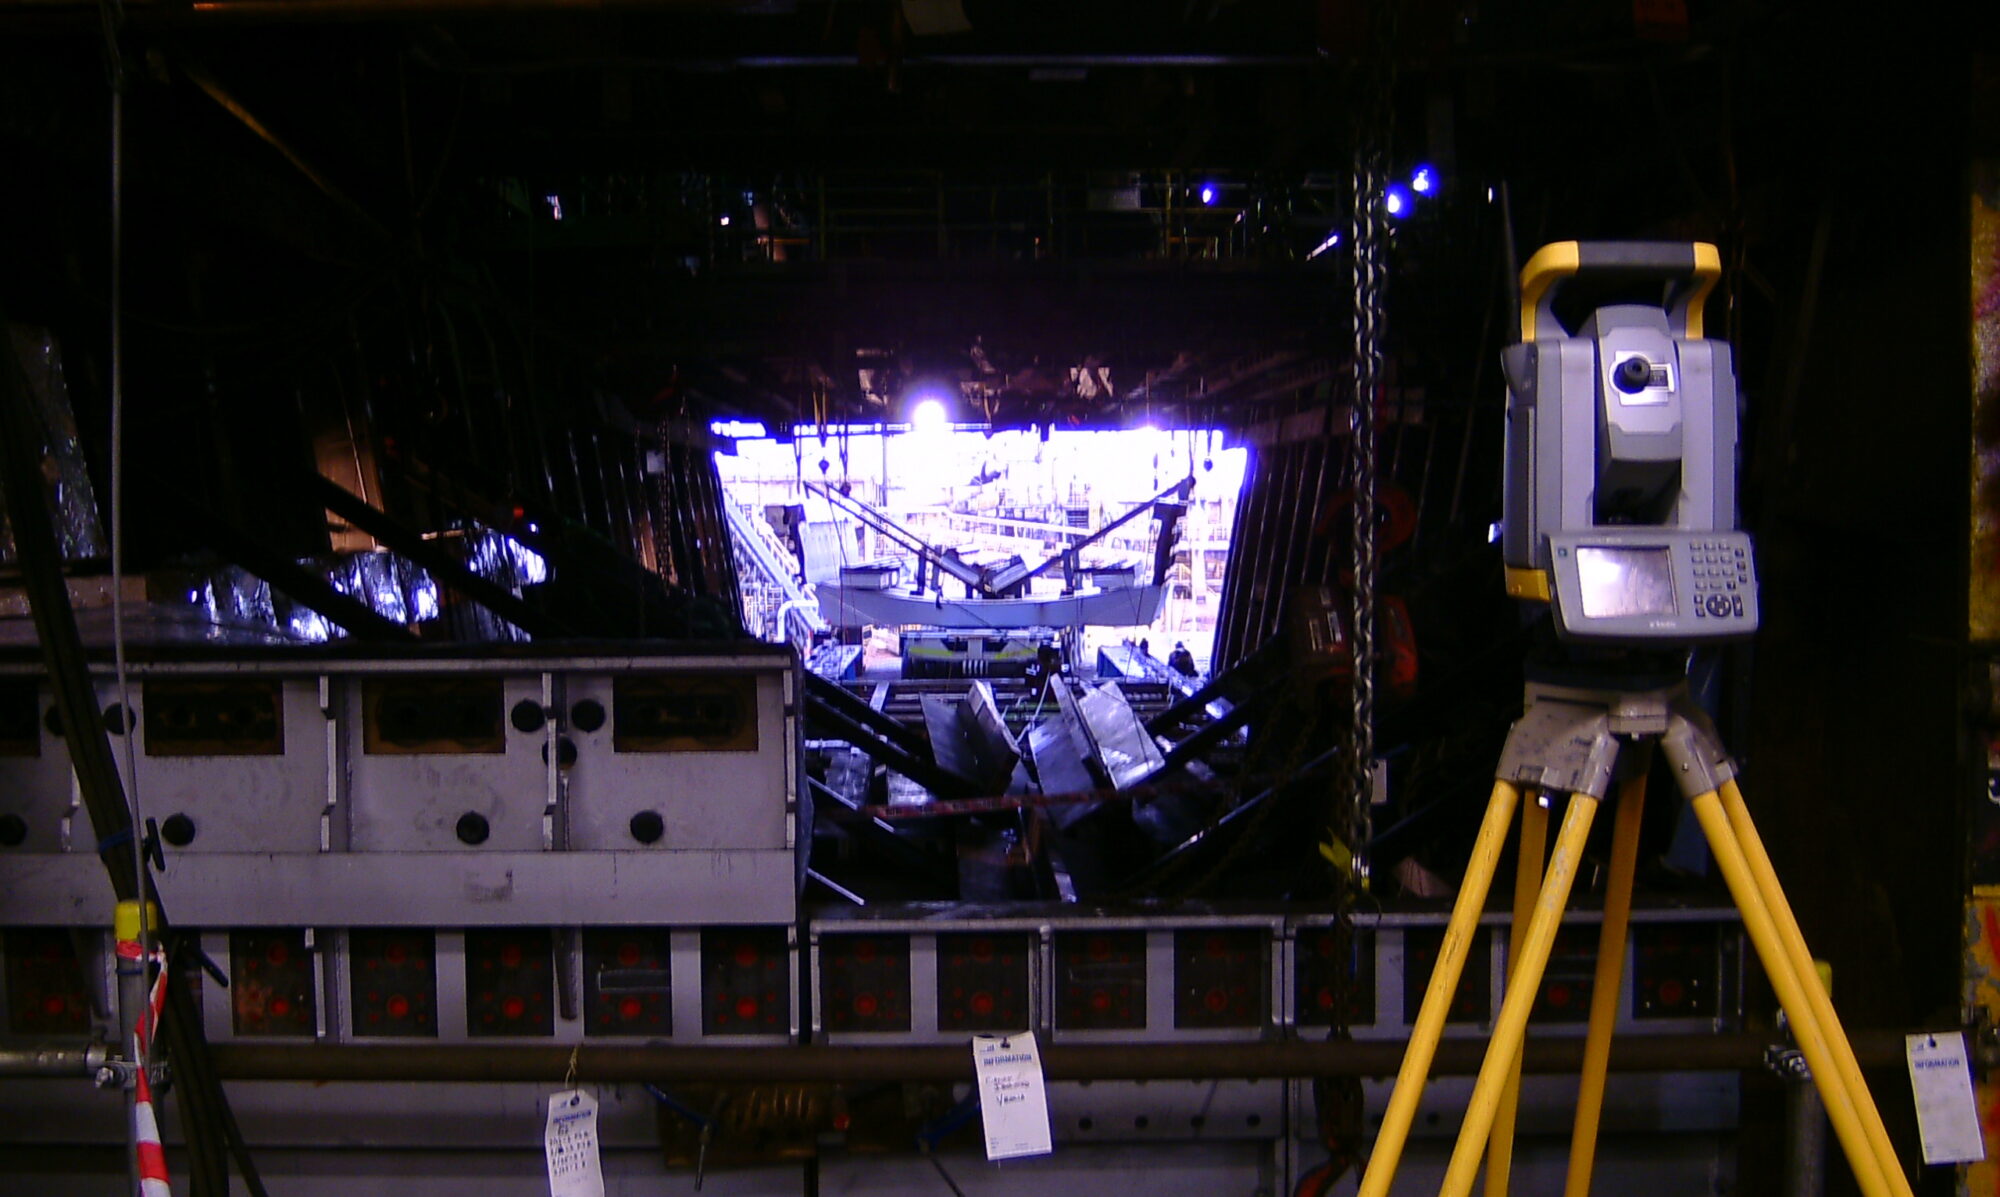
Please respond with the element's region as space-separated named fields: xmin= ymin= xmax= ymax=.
xmin=910 ymin=397 xmax=948 ymax=432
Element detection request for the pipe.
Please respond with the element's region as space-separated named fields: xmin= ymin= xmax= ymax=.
xmin=1786 ymin=1073 xmax=1829 ymax=1197
xmin=0 ymin=1043 xmax=109 ymax=1079
xmin=195 ymin=1032 xmax=1925 ymax=1086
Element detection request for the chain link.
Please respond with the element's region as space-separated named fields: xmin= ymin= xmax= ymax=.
xmin=1346 ymin=0 xmax=1396 ymax=878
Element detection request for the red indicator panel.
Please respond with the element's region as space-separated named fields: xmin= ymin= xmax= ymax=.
xmin=1295 ymin=925 xmax=1375 ymax=1029
xmin=350 ymin=929 xmax=437 ymax=1037
xmin=820 ymin=934 xmax=911 ymax=1033
xmin=702 ymin=928 xmax=789 ymax=1036
xmin=4 ymin=929 xmax=90 ymax=1035
xmin=230 ymin=930 xmax=315 ymax=1037
xmin=466 ymin=928 xmax=554 ymax=1038
xmin=937 ymin=932 xmax=1031 ymax=1033
xmin=583 ymin=928 xmax=672 ymax=1037
xmin=1529 ymin=926 xmax=1599 ymax=1023
xmin=1402 ymin=927 xmax=1491 ymax=1025
xmin=1174 ymin=928 xmax=1269 ymax=1030
xmin=1632 ymin=923 xmax=1720 ymax=1021
xmin=1053 ymin=930 xmax=1146 ymax=1031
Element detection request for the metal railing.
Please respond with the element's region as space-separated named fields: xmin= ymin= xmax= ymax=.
xmin=723 ymin=500 xmax=824 ymax=652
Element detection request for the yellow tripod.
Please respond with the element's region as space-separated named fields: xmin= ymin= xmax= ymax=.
xmin=1355 ymin=679 xmax=1912 ymax=1197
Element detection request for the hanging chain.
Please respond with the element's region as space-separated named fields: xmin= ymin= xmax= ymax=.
xmin=1345 ymin=0 xmax=1396 ymax=883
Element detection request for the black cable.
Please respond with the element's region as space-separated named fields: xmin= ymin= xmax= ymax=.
xmin=161 ymin=976 xmax=227 ymax=1195
xmin=924 ymin=1149 xmax=968 ymax=1197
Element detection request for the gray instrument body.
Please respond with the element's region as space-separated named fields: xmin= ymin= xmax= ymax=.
xmin=1499 ymin=241 xmax=1754 ymax=645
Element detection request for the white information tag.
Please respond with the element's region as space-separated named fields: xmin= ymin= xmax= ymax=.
xmin=1904 ymin=1032 xmax=1986 ymax=1165
xmin=544 ymin=1088 xmax=606 ymax=1197
xmin=971 ymin=1032 xmax=1053 ymax=1161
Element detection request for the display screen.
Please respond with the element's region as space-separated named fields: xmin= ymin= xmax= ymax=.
xmin=1575 ymin=546 xmax=1676 ymax=619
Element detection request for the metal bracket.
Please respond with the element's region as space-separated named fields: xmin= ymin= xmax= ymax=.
xmin=1500 ymin=679 xmax=1737 ymax=804
xmin=1659 ymin=699 xmax=1738 ymax=800
xmin=1495 ymin=697 xmax=1620 ymax=801
xmin=92 ymin=1053 xmax=170 ymax=1092
xmin=1765 ymin=1044 xmax=1811 ymax=1083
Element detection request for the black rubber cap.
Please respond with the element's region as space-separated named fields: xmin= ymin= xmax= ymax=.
xmin=510 ymin=700 xmax=547 ymax=734
xmin=455 ymin=811 xmax=491 ymax=845
xmin=161 ymin=813 xmax=197 ymax=847
xmin=629 ymin=810 xmax=665 ymax=845
xmin=570 ymin=699 xmax=607 ymax=734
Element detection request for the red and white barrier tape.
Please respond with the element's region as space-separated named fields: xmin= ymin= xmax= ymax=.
xmin=118 ymin=939 xmax=172 ymax=1197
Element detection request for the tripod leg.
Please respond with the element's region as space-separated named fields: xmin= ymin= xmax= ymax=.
xmin=1484 ymin=790 xmax=1549 ymax=1197
xmin=1438 ymin=791 xmax=1600 ymax=1197
xmin=1689 ymin=790 xmax=1906 ymax=1197
xmin=1719 ymin=779 xmax=1909 ymax=1195
xmin=1355 ymin=780 xmax=1523 ymax=1197
xmin=1564 ymin=755 xmax=1650 ymax=1197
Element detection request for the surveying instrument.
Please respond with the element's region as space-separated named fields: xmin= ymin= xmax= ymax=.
xmin=1354 ymin=243 xmax=1912 ymax=1197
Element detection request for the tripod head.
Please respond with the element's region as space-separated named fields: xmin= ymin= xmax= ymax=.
xmin=1499 ymin=241 xmax=1757 ymax=647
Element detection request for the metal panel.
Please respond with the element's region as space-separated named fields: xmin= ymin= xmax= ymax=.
xmin=566 ymin=671 xmax=790 ymax=853
xmin=348 ymin=674 xmax=548 ymax=853
xmin=0 ymin=647 xmax=802 ymax=929
xmin=0 ymin=850 xmax=804 ymax=927
xmin=0 ymin=682 xmax=92 ymax=855
xmin=811 ymin=917 xmax=1048 ymax=1046
xmin=688 ymin=925 xmax=798 ymax=1045
xmin=128 ymin=678 xmax=329 ymax=853
xmin=815 ymin=913 xmax=1283 ymax=1047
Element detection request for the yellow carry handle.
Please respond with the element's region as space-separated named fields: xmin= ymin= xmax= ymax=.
xmin=1519 ymin=241 xmax=1721 ymax=344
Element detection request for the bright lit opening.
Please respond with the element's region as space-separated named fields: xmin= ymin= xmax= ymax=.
xmin=716 ymin=426 xmax=1248 ymax=678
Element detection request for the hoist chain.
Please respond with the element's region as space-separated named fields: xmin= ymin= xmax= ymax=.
xmin=1345 ymin=0 xmax=1397 ymax=879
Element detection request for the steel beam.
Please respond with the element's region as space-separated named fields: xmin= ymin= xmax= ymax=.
xmin=155 ymin=489 xmax=418 ymax=643
xmin=198 ymin=1033 xmax=1924 ymax=1085
xmin=310 ymin=475 xmax=566 ymax=638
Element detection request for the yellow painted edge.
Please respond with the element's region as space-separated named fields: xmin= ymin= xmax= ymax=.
xmin=114 ymin=900 xmax=159 ymax=942
xmin=1517 ymin=241 xmax=1581 ymax=343
xmin=1505 ymin=567 xmax=1552 ymax=602
xmin=1683 ymin=242 xmax=1722 ymax=339
xmin=1975 ymin=885 xmax=2000 ymax=899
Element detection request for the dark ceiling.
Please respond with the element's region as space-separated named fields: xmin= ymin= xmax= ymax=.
xmin=0 ymin=0 xmax=1837 ymax=434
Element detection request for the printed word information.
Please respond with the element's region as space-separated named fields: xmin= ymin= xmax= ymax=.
xmin=972 ymin=1031 xmax=1053 ymax=1161
xmin=1904 ymin=1032 xmax=1984 ymax=1166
